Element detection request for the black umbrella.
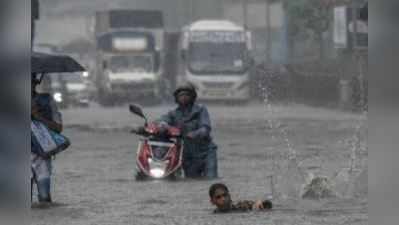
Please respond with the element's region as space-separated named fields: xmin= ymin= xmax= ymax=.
xmin=31 ymin=52 xmax=86 ymax=74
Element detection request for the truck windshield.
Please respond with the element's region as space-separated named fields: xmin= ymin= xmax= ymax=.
xmin=109 ymin=55 xmax=153 ymax=73
xmin=51 ymin=73 xmax=83 ymax=85
xmin=188 ymin=42 xmax=247 ymax=74
xmin=63 ymin=73 xmax=84 ymax=83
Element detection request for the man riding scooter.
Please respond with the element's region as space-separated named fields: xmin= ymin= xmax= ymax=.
xmin=156 ymin=83 xmax=218 ymax=179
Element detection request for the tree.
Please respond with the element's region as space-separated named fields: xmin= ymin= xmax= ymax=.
xmin=284 ymin=0 xmax=334 ymax=59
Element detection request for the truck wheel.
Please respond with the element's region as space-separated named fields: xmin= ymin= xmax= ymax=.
xmin=99 ymin=98 xmax=114 ymax=107
xmin=140 ymin=94 xmax=162 ymax=106
xmin=224 ymin=99 xmax=250 ymax=106
xmin=79 ymin=102 xmax=90 ymax=108
xmin=57 ymin=102 xmax=68 ymax=109
xmin=98 ymin=91 xmax=115 ymax=107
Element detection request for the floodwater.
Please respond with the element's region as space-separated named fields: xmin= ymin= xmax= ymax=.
xmin=31 ymin=103 xmax=367 ymax=225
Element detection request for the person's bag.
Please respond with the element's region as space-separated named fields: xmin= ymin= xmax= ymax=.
xmin=31 ymin=120 xmax=70 ymax=157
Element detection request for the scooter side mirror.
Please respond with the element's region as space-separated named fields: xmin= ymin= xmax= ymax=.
xmin=129 ymin=104 xmax=146 ymax=120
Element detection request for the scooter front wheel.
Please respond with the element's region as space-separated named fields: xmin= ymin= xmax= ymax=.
xmin=166 ymin=168 xmax=183 ymax=181
xmin=135 ymin=171 xmax=148 ymax=181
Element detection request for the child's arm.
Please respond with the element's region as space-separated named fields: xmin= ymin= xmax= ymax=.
xmin=253 ymin=199 xmax=273 ymax=210
xmin=253 ymin=200 xmax=264 ymax=209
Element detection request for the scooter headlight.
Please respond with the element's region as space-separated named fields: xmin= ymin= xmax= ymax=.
xmin=148 ymin=159 xmax=169 ymax=178
xmin=53 ymin=92 xmax=63 ymax=103
xmin=149 ymin=168 xmax=165 ymax=178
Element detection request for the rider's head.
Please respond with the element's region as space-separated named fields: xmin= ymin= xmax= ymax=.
xmin=209 ymin=183 xmax=232 ymax=212
xmin=173 ymin=82 xmax=197 ymax=106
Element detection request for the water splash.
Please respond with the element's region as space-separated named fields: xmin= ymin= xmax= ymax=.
xmin=301 ymin=122 xmax=367 ymax=200
xmin=353 ymin=165 xmax=367 ymax=199
xmin=333 ymin=116 xmax=366 ymax=199
xmin=258 ymin=79 xmax=280 ymax=200
xmin=258 ymin=69 xmax=367 ymax=201
xmin=302 ymin=176 xmax=337 ymax=199
xmin=259 ymin=77 xmax=308 ymax=201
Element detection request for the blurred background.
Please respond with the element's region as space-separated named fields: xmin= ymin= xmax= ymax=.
xmin=33 ymin=0 xmax=368 ymax=110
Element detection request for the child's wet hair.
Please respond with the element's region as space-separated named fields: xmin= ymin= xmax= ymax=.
xmin=209 ymin=183 xmax=229 ymax=198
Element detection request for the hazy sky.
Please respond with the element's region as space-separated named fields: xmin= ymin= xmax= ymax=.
xmin=36 ymin=0 xmax=229 ymax=45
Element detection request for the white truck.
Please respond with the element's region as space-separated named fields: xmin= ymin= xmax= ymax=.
xmin=94 ymin=10 xmax=165 ymax=105
xmin=179 ymin=20 xmax=253 ymax=101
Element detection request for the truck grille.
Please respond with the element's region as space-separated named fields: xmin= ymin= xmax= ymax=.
xmin=202 ymin=82 xmax=234 ymax=89
xmin=111 ymin=82 xmax=154 ymax=91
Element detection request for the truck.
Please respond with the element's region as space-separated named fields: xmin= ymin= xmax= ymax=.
xmin=94 ymin=10 xmax=165 ymax=105
xmin=178 ymin=20 xmax=253 ymax=101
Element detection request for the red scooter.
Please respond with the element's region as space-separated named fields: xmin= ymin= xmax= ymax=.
xmin=129 ymin=104 xmax=184 ymax=180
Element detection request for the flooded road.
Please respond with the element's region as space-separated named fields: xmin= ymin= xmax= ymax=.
xmin=31 ymin=103 xmax=367 ymax=225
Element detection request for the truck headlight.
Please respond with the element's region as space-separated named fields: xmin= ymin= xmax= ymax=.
xmin=53 ymin=92 xmax=63 ymax=103
xmin=82 ymin=71 xmax=89 ymax=78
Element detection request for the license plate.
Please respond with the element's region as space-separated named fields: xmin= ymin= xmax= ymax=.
xmin=207 ymin=89 xmax=227 ymax=96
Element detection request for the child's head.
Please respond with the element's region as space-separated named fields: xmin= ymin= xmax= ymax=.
xmin=209 ymin=183 xmax=232 ymax=211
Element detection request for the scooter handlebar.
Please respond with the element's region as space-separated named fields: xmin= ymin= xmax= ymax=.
xmin=130 ymin=128 xmax=138 ymax=134
xmin=130 ymin=124 xmax=183 ymax=139
xmin=130 ymin=126 xmax=147 ymax=135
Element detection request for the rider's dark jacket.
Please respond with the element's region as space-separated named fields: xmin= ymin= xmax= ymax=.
xmin=159 ymin=103 xmax=217 ymax=177
xmin=160 ymin=103 xmax=217 ymax=157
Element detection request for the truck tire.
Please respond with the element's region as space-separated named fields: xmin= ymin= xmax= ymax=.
xmin=98 ymin=89 xmax=115 ymax=107
xmin=140 ymin=94 xmax=162 ymax=106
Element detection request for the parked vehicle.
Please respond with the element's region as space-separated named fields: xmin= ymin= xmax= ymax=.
xmin=50 ymin=73 xmax=90 ymax=108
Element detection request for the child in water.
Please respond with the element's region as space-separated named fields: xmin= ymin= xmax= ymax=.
xmin=209 ymin=183 xmax=273 ymax=213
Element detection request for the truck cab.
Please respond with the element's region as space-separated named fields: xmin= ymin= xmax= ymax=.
xmin=94 ymin=10 xmax=165 ymax=105
xmin=179 ymin=20 xmax=253 ymax=101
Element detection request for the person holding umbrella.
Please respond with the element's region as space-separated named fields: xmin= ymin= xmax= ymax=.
xmin=31 ymin=73 xmax=63 ymax=205
xmin=31 ymin=52 xmax=85 ymax=206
